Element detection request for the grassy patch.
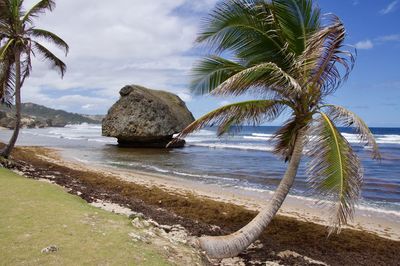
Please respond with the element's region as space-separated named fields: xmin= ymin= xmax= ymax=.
xmin=0 ymin=168 xmax=171 ymax=266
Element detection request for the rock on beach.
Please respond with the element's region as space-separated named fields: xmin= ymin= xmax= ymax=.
xmin=102 ymin=85 xmax=195 ymax=148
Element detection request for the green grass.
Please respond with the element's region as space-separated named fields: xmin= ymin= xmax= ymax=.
xmin=0 ymin=168 xmax=172 ymax=266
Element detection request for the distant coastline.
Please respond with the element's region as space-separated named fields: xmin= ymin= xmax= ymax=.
xmin=0 ymin=103 xmax=104 ymax=129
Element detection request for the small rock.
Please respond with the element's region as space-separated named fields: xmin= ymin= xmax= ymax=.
xmin=128 ymin=212 xmax=145 ymax=220
xmin=220 ymin=257 xmax=245 ymax=266
xmin=148 ymin=219 xmax=160 ymax=227
xmin=41 ymin=245 xmax=58 ymax=254
xmin=277 ymin=250 xmax=327 ymax=266
xmin=131 ymin=218 xmax=145 ymax=228
xmin=163 ymin=245 xmax=178 ymax=255
xmin=128 ymin=232 xmax=151 ymax=244
xmin=210 ymin=224 xmax=221 ymax=232
xmin=145 ymin=230 xmax=156 ymax=238
xmin=247 ymin=240 xmax=264 ymax=250
xmin=159 ymin=224 xmax=173 ymax=232
xmin=265 ymin=261 xmax=281 ymax=266
xmin=152 ymin=227 xmax=169 ymax=237
xmin=168 ymin=229 xmax=188 ymax=244
xmin=142 ymin=220 xmax=150 ymax=227
xmin=171 ymin=224 xmax=185 ymax=231
xmin=128 ymin=232 xmax=142 ymax=242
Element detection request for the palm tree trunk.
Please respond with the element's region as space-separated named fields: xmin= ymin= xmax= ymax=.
xmin=1 ymin=50 xmax=22 ymax=158
xmin=199 ymin=128 xmax=306 ymax=259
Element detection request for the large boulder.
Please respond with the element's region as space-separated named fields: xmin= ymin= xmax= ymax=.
xmin=102 ymin=85 xmax=195 ymax=148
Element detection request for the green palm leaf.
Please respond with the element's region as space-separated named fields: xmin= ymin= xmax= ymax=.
xmin=0 ymin=39 xmax=15 ymax=105
xmin=169 ymin=100 xmax=286 ymax=145
xmin=323 ymin=104 xmax=381 ymax=159
xmin=22 ymin=0 xmax=55 ymax=23
xmin=196 ymin=0 xmax=298 ymax=69
xmin=191 ymin=56 xmax=245 ymax=95
xmin=33 ymin=41 xmax=66 ymax=77
xmin=0 ymin=57 xmax=15 ymax=106
xmin=30 ymin=28 xmax=69 ymax=55
xmin=0 ymin=39 xmax=14 ymax=60
xmin=197 ymin=0 xmax=282 ymax=53
xmin=211 ymin=61 xmax=301 ymax=97
xmin=271 ymin=0 xmax=320 ymax=55
xmin=307 ymin=112 xmax=362 ymax=233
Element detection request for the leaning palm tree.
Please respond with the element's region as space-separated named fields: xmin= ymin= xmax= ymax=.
xmin=170 ymin=0 xmax=380 ymax=259
xmin=0 ymin=0 xmax=68 ymax=158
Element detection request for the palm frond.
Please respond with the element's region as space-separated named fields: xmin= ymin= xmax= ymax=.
xmin=6 ymin=0 xmax=22 ymax=20
xmin=22 ymin=0 xmax=55 ymax=23
xmin=0 ymin=57 xmax=16 ymax=106
xmin=0 ymin=37 xmax=15 ymax=105
xmin=323 ymin=104 xmax=380 ymax=159
xmin=211 ymin=61 xmax=302 ymax=97
xmin=0 ymin=39 xmax=14 ymax=60
xmin=271 ymin=0 xmax=321 ymax=55
xmin=272 ymin=116 xmax=307 ymax=162
xmin=196 ymin=0 xmax=299 ymax=69
xmin=30 ymin=28 xmax=69 ymax=55
xmin=191 ymin=56 xmax=245 ymax=95
xmin=0 ymin=0 xmax=9 ymax=21
xmin=20 ymin=50 xmax=32 ymax=85
xmin=197 ymin=0 xmax=281 ymax=53
xmin=307 ymin=112 xmax=362 ymax=233
xmin=168 ymin=99 xmax=286 ymax=147
xmin=33 ymin=41 xmax=66 ymax=77
xmin=301 ymin=15 xmax=355 ymax=96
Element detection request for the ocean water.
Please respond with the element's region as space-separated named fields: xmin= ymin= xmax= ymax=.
xmin=1 ymin=124 xmax=399 ymax=217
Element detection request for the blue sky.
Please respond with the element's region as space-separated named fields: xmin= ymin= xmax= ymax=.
xmin=22 ymin=0 xmax=400 ymax=127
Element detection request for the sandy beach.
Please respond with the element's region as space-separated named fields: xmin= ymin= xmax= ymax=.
xmin=53 ymin=148 xmax=400 ymax=242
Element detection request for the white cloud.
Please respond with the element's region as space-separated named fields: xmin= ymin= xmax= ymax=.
xmin=354 ymin=40 xmax=374 ymax=50
xmin=82 ymin=104 xmax=95 ymax=110
xmin=353 ymin=34 xmax=400 ymax=51
xmin=380 ymin=1 xmax=398 ymax=15
xmin=19 ymin=0 xmax=218 ymax=114
xmin=375 ymin=34 xmax=400 ymax=42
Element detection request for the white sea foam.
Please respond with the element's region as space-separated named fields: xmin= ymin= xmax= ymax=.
xmin=252 ymin=133 xmax=275 ymax=138
xmin=234 ymin=185 xmax=274 ymax=194
xmin=187 ymin=142 xmax=275 ymax=152
xmin=147 ymin=165 xmax=169 ymax=173
xmin=234 ymin=185 xmax=400 ymax=217
xmin=22 ymin=124 xmax=116 ymax=144
xmin=342 ymin=133 xmax=400 ymax=145
xmin=243 ymin=136 xmax=271 ymax=141
xmin=172 ymin=171 xmax=203 ymax=178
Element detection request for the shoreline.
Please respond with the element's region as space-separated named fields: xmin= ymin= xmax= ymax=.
xmin=4 ymin=144 xmax=400 ymax=265
xmin=57 ymin=147 xmax=400 ymax=241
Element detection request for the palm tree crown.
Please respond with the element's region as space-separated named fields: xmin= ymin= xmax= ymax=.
xmin=0 ymin=0 xmax=68 ymax=105
xmin=0 ymin=0 xmax=67 ymax=158
xmin=174 ymin=0 xmax=380 ymax=233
